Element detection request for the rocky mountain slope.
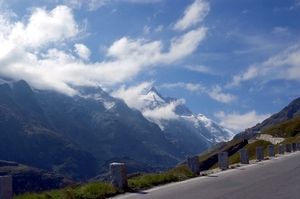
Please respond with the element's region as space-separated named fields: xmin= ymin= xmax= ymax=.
xmin=234 ymin=97 xmax=300 ymax=139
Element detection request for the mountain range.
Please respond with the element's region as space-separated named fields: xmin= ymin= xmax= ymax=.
xmin=0 ymin=79 xmax=234 ymax=184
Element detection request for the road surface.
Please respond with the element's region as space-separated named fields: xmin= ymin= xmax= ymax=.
xmin=112 ymin=151 xmax=300 ymax=199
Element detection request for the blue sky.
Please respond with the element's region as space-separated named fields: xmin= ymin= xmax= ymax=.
xmin=0 ymin=0 xmax=299 ymax=134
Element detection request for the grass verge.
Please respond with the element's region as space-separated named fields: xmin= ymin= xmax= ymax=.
xmin=14 ymin=165 xmax=194 ymax=199
xmin=14 ymin=182 xmax=123 ymax=199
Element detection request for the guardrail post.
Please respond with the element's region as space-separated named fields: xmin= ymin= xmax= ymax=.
xmin=109 ymin=163 xmax=128 ymax=190
xmin=292 ymin=143 xmax=297 ymax=152
xmin=256 ymin=146 xmax=264 ymax=161
xmin=0 ymin=175 xmax=12 ymax=199
xmin=278 ymin=144 xmax=284 ymax=154
xmin=297 ymin=143 xmax=300 ymax=151
xmin=268 ymin=145 xmax=275 ymax=157
xmin=239 ymin=149 xmax=249 ymax=164
xmin=286 ymin=143 xmax=291 ymax=152
xmin=218 ymin=152 xmax=228 ymax=170
xmin=187 ymin=155 xmax=200 ymax=175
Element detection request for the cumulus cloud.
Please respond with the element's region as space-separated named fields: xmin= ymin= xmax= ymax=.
xmin=0 ymin=3 xmax=208 ymax=96
xmin=107 ymin=26 xmax=207 ymax=66
xmin=142 ymin=102 xmax=179 ymax=130
xmin=111 ymin=82 xmax=153 ymax=110
xmin=142 ymin=100 xmax=180 ymax=121
xmin=165 ymin=27 xmax=208 ymax=62
xmin=207 ymin=85 xmax=236 ymax=103
xmin=11 ymin=6 xmax=78 ymax=48
xmin=74 ymin=43 xmax=91 ymax=60
xmin=0 ymin=0 xmax=209 ymax=100
xmin=227 ymin=46 xmax=300 ymax=87
xmin=0 ymin=5 xmax=80 ymax=95
xmin=214 ymin=111 xmax=271 ymax=133
xmin=173 ymin=0 xmax=209 ymax=31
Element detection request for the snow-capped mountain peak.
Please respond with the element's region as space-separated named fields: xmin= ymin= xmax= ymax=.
xmin=140 ymin=87 xmax=166 ymax=109
xmin=138 ymin=87 xmax=235 ymax=146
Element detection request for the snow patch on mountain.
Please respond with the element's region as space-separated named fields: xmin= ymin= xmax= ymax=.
xmin=103 ymin=101 xmax=115 ymax=110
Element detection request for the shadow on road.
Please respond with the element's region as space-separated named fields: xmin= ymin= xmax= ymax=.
xmin=234 ymin=168 xmax=246 ymax=171
xmin=128 ymin=190 xmax=148 ymax=195
xmin=254 ymin=162 xmax=264 ymax=165
xmin=207 ymin=175 xmax=218 ymax=177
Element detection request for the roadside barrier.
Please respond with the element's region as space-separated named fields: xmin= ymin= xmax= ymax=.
xmin=4 ymin=142 xmax=300 ymax=197
xmin=0 ymin=175 xmax=12 ymax=199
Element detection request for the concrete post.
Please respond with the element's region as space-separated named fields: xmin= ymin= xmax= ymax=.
xmin=278 ymin=144 xmax=284 ymax=154
xmin=292 ymin=143 xmax=297 ymax=152
xmin=0 ymin=175 xmax=12 ymax=199
xmin=286 ymin=143 xmax=291 ymax=152
xmin=256 ymin=146 xmax=264 ymax=161
xmin=109 ymin=163 xmax=128 ymax=190
xmin=297 ymin=143 xmax=300 ymax=151
xmin=239 ymin=149 xmax=249 ymax=164
xmin=187 ymin=155 xmax=200 ymax=175
xmin=218 ymin=152 xmax=228 ymax=170
xmin=268 ymin=145 xmax=275 ymax=157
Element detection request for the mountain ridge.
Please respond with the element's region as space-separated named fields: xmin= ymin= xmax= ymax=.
xmin=0 ymin=79 xmax=235 ymax=185
xmin=234 ymin=96 xmax=300 ymax=139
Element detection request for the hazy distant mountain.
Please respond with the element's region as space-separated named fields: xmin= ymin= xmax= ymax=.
xmin=234 ymin=97 xmax=300 ymax=139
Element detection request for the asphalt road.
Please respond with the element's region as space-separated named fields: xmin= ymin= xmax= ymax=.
xmin=112 ymin=151 xmax=300 ymax=199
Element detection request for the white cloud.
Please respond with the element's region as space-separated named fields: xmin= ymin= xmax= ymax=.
xmin=62 ymin=0 xmax=82 ymax=9
xmin=143 ymin=26 xmax=151 ymax=34
xmin=208 ymin=85 xmax=236 ymax=103
xmin=214 ymin=111 xmax=271 ymax=133
xmin=272 ymin=26 xmax=289 ymax=34
xmin=0 ymin=3 xmax=207 ymax=96
xmin=228 ymin=45 xmax=300 ymax=87
xmin=87 ymin=0 xmax=110 ymax=11
xmin=61 ymin=0 xmax=110 ymax=10
xmin=173 ymin=0 xmax=209 ymax=31
xmin=161 ymin=82 xmax=205 ymax=92
xmin=111 ymin=82 xmax=153 ymax=110
xmin=162 ymin=82 xmax=236 ymax=103
xmin=107 ymin=26 xmax=207 ymax=65
xmin=24 ymin=6 xmax=78 ymax=48
xmin=123 ymin=0 xmax=162 ymax=3
xmin=185 ymin=65 xmax=211 ymax=74
xmin=154 ymin=25 xmax=163 ymax=32
xmin=74 ymin=43 xmax=91 ymax=60
xmin=142 ymin=101 xmax=180 ymax=120
xmin=164 ymin=27 xmax=208 ymax=62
